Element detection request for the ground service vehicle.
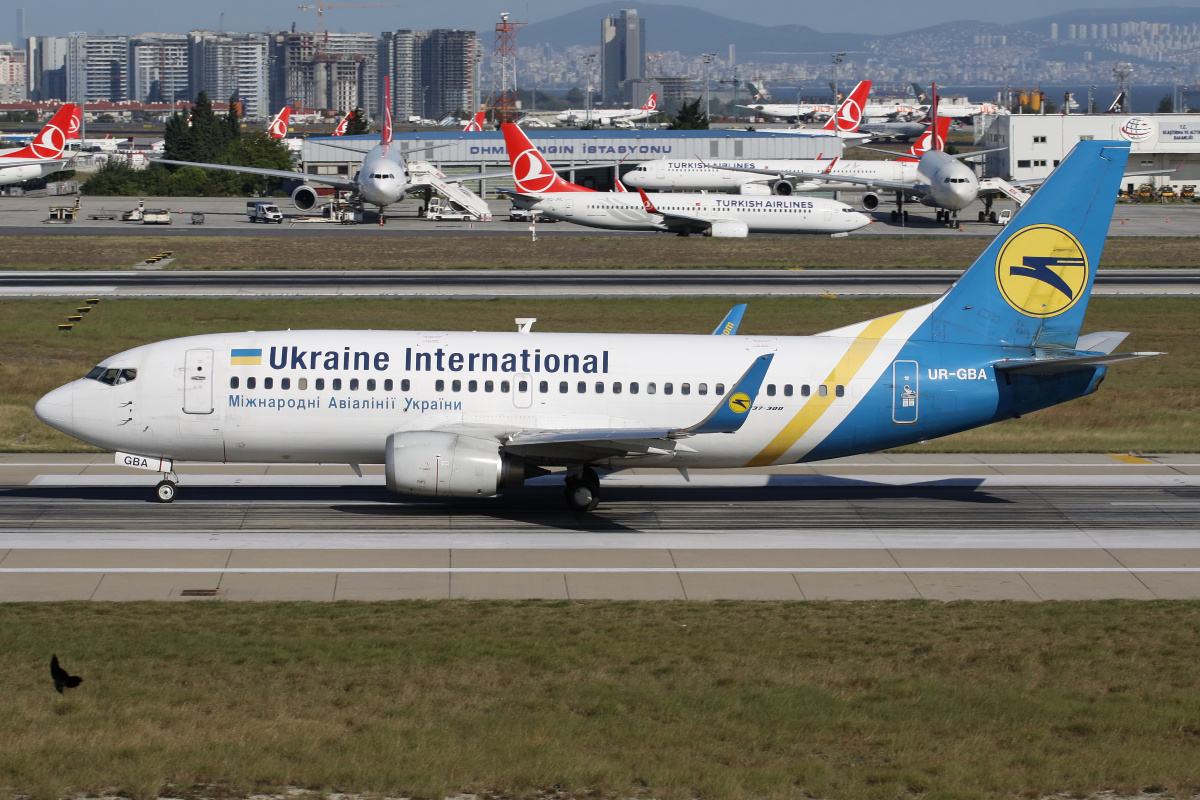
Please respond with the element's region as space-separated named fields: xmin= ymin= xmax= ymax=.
xmin=247 ymin=201 xmax=284 ymax=223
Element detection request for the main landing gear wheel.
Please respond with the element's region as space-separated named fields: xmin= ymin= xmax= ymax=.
xmin=564 ymin=467 xmax=600 ymax=513
xmin=155 ymin=480 xmax=177 ymax=503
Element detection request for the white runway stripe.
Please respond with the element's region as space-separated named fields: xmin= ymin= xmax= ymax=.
xmin=1 ymin=567 xmax=1198 ymax=574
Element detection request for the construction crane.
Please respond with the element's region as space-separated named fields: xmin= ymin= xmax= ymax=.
xmin=297 ymin=2 xmax=402 ymax=51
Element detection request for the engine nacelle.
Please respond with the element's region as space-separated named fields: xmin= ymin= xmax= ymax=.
xmin=772 ymin=180 xmax=794 ymax=196
xmin=860 ymin=192 xmax=881 ymax=211
xmin=291 ymin=184 xmax=319 ymax=212
xmin=704 ymin=220 xmax=750 ymax=238
xmin=385 ymin=431 xmax=533 ymax=498
xmin=739 ymin=183 xmax=771 ymax=196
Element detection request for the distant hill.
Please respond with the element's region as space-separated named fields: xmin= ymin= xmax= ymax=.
xmin=520 ymin=2 xmax=869 ymax=58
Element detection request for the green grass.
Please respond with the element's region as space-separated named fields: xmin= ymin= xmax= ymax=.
xmin=3 ymin=296 xmax=1197 ymax=454
xmin=3 ymin=601 xmax=1200 ymax=800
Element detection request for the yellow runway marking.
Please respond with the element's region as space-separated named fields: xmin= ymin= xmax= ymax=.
xmin=1106 ymin=453 xmax=1155 ymax=465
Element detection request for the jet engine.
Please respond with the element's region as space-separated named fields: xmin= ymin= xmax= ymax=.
xmin=704 ymin=220 xmax=750 ymax=238
xmin=860 ymin=192 xmax=881 ymax=211
xmin=738 ymin=183 xmax=771 ymax=196
xmin=772 ymin=180 xmax=794 ymax=196
xmin=385 ymin=431 xmax=542 ymax=498
xmin=291 ymin=184 xmax=319 ymax=212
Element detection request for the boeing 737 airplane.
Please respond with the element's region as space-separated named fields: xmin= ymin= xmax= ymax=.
xmin=34 ymin=140 xmax=1154 ymax=512
xmin=557 ymin=94 xmax=658 ymax=127
xmin=622 ymin=120 xmax=941 ymax=196
xmin=267 ymin=107 xmax=291 ymax=139
xmin=155 ymin=79 xmax=484 ymax=223
xmin=499 ymin=123 xmax=869 ymax=237
xmin=0 ymin=104 xmax=78 ymax=187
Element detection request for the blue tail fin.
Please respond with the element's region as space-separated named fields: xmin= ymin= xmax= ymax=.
xmin=927 ymin=140 xmax=1129 ymax=348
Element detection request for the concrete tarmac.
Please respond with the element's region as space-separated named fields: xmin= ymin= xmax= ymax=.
xmin=3 ymin=453 xmax=1199 ymax=602
xmin=3 ymin=267 xmax=1197 ymax=299
xmin=3 ymin=195 xmax=1197 ymax=237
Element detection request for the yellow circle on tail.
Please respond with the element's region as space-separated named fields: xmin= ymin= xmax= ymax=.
xmin=727 ymin=392 xmax=751 ymax=414
xmin=994 ymin=224 xmax=1089 ymax=318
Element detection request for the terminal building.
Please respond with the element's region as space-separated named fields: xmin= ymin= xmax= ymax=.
xmin=982 ymin=113 xmax=1200 ymax=193
xmin=300 ymin=129 xmax=844 ymax=194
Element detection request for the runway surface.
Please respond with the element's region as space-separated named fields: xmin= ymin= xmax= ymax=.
xmin=4 ymin=267 xmax=1199 ymax=299
xmin=3 ymin=195 xmax=1196 ymax=237
xmin=3 ymin=453 xmax=1199 ymax=601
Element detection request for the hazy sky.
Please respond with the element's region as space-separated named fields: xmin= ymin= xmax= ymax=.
xmin=7 ymin=0 xmax=1200 ymax=42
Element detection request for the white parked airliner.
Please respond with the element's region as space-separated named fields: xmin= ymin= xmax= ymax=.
xmin=35 ymin=140 xmax=1156 ymax=513
xmin=0 ymin=104 xmax=77 ymax=187
xmin=499 ymin=123 xmax=869 ymax=237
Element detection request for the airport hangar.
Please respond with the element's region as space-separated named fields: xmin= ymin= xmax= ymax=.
xmin=980 ymin=112 xmax=1200 ymax=192
xmin=298 ymin=129 xmax=845 ymax=195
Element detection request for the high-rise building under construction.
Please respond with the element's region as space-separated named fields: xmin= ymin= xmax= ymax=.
xmin=381 ymin=28 xmax=479 ymax=122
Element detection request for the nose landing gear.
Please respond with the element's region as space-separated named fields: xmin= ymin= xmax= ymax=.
xmin=154 ymin=470 xmax=179 ymax=503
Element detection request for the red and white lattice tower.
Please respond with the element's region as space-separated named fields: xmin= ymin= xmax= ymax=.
xmin=493 ymin=12 xmax=525 ymax=124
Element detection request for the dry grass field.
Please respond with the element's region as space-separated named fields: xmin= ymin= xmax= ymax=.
xmin=1 ymin=235 xmax=1199 ymax=270
xmin=1 ymin=296 xmax=1196 ymax=453
xmin=2 ymin=601 xmax=1200 ymax=800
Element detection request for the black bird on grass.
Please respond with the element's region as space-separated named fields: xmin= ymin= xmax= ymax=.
xmin=50 ymin=655 xmax=82 ymax=694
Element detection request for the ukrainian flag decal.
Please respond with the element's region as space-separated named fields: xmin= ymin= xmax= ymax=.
xmin=995 ymin=224 xmax=1089 ymax=318
xmin=230 ymin=348 xmax=262 ymax=365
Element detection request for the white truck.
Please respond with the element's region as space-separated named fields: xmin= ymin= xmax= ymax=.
xmin=422 ymin=196 xmax=471 ymax=222
xmin=247 ymin=201 xmax=284 ymax=224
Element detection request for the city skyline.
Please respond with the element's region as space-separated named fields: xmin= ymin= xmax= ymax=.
xmin=6 ymin=0 xmax=1199 ymax=45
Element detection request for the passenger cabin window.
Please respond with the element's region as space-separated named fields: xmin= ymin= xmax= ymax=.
xmin=681 ymin=383 xmax=690 ymax=395
xmin=801 ymin=385 xmax=810 ymax=397
xmin=399 ymin=379 xmax=408 ymax=391
xmin=298 ymin=378 xmax=308 ymax=390
xmin=578 ymin=381 xmax=587 ymax=393
xmin=350 ymin=379 xmax=359 ymax=391
xmin=766 ymin=384 xmax=776 ymax=397
xmin=435 ymin=379 xmax=444 ymax=391
xmin=595 ymin=382 xmax=604 ymax=394
xmin=784 ymin=384 xmax=793 ymax=397
xmin=264 ymin=377 xmax=273 ymax=390
xmin=559 ymin=381 xmax=568 ymax=393
xmin=613 ymin=382 xmax=622 ymax=394
xmin=230 ymin=376 xmax=239 ymax=389
xmin=451 ymin=380 xmax=460 ymax=392
xmin=368 ymin=379 xmax=377 ymax=391
xmin=485 ymin=380 xmax=493 ymax=392
xmin=504 ymin=381 xmax=513 ymax=393
xmin=664 ymin=383 xmax=673 ymax=395
xmin=629 ymin=382 xmax=639 ymax=395
xmin=715 ymin=383 xmax=725 ymax=395
xmin=539 ymin=381 xmax=548 ymax=393
xmin=468 ymin=380 xmax=477 ymax=392
xmin=699 ymin=383 xmax=708 ymax=396
xmin=281 ymin=378 xmax=290 ymax=390
xmin=247 ymin=377 xmax=257 ymax=389
xmin=835 ymin=385 xmax=845 ymax=397
xmin=332 ymin=378 xmax=342 ymax=391
xmin=647 ymin=382 xmax=656 ymax=395
xmin=315 ymin=378 xmax=325 ymax=390
xmin=818 ymin=384 xmax=828 ymax=397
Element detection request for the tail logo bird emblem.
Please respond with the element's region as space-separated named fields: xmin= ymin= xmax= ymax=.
xmin=995 ymin=224 xmax=1090 ymax=318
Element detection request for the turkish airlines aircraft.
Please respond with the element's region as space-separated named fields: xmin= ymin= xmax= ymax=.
xmin=621 ymin=120 xmax=939 ymax=196
xmin=267 ymin=107 xmax=291 ymax=139
xmin=765 ymin=80 xmax=872 ymax=142
xmin=34 ymin=140 xmax=1155 ymax=512
xmin=0 ymin=104 xmax=78 ymax=187
xmin=332 ymin=111 xmax=352 ymax=136
xmin=557 ymin=94 xmax=658 ymax=127
xmin=462 ymin=112 xmax=486 ymax=131
xmin=156 ymin=78 xmax=491 ymax=223
xmin=499 ymin=123 xmax=869 ymax=237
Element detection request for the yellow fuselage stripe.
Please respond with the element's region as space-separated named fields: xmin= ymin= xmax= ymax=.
xmin=745 ymin=312 xmax=906 ymax=467
xmin=230 ymin=357 xmax=261 ymax=365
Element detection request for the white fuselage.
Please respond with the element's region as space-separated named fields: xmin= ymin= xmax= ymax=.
xmin=512 ymin=191 xmax=869 ymax=234
xmin=354 ymin=144 xmax=409 ymax=207
xmin=913 ymin=150 xmax=980 ymax=211
xmin=623 ymin=158 xmax=922 ymax=194
xmin=0 ymin=156 xmax=68 ymax=187
xmin=33 ymin=310 xmax=956 ymax=471
xmin=557 ymin=107 xmax=652 ymax=126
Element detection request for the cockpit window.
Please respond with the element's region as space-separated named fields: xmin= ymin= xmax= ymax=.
xmin=85 ymin=366 xmax=136 ymax=386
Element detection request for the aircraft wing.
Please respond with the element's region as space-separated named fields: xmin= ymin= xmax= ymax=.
xmin=706 ymin=163 xmax=918 ymax=194
xmin=499 ymin=354 xmax=774 ymax=460
xmin=153 ymin=158 xmax=360 ymax=192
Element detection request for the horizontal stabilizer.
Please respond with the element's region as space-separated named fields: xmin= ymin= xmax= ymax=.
xmin=1075 ymin=331 xmax=1129 ymax=354
xmin=994 ymin=351 xmax=1163 ymax=375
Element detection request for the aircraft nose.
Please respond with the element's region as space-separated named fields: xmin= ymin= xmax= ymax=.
xmin=34 ymin=383 xmax=73 ymax=433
